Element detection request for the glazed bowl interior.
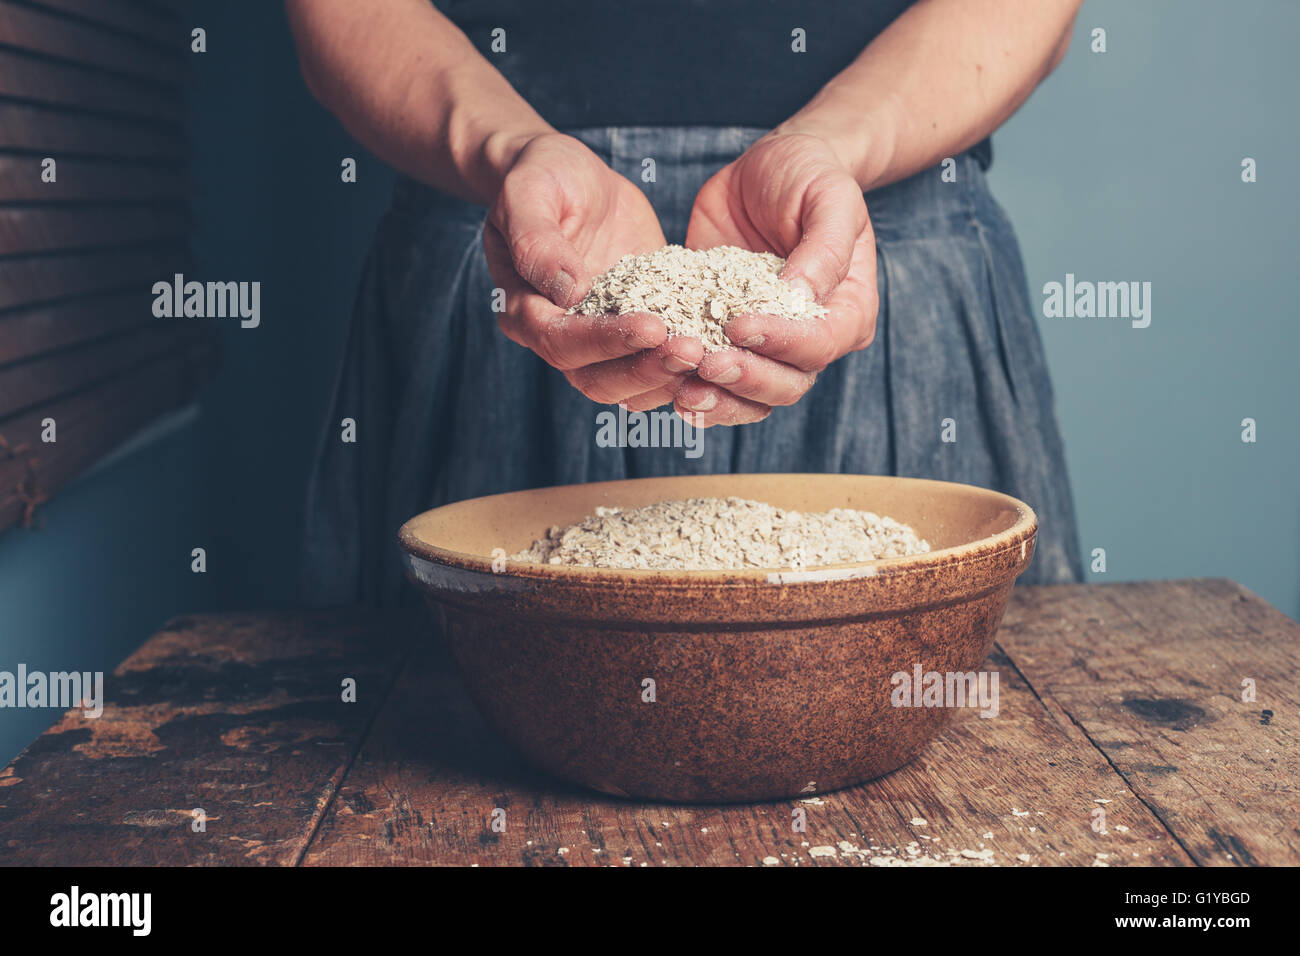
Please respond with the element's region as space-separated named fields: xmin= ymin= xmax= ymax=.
xmin=399 ymin=472 xmax=1032 ymax=578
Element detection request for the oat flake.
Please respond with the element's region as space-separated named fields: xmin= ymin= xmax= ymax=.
xmin=571 ymin=244 xmax=826 ymax=352
xmin=512 ymin=496 xmax=929 ymax=571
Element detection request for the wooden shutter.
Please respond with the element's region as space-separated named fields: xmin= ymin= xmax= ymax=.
xmin=0 ymin=0 xmax=215 ymax=533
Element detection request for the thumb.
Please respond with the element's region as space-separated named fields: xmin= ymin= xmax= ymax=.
xmin=492 ymin=185 xmax=590 ymax=309
xmin=779 ymin=176 xmax=867 ymax=306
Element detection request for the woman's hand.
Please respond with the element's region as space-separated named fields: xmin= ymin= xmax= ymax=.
xmin=680 ymin=132 xmax=878 ymax=426
xmin=483 ymin=133 xmax=704 ymax=411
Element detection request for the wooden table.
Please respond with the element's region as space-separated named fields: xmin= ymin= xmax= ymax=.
xmin=2 ymin=579 xmax=1296 ymax=867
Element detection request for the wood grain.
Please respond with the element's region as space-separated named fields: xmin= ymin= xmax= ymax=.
xmin=996 ymin=579 xmax=1300 ymax=866
xmin=0 ymin=582 xmax=1295 ymax=866
xmin=0 ymin=611 xmax=417 ymax=865
xmin=299 ymin=636 xmax=1187 ymax=867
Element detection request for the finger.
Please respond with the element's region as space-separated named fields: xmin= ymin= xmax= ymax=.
xmin=566 ymin=340 xmax=701 ymax=405
xmin=673 ymin=379 xmax=772 ymax=428
xmin=779 ymin=175 xmax=868 ymax=304
xmin=490 ymin=172 xmax=591 ymax=308
xmin=621 ymin=386 xmax=679 ymax=413
xmin=694 ymin=347 xmax=817 ymax=407
xmin=488 ymin=229 xmax=672 ymax=369
xmin=723 ymin=311 xmax=841 ymax=373
xmin=725 ymin=234 xmax=879 ymax=371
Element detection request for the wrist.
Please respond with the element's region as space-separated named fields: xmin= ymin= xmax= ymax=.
xmin=774 ymin=88 xmax=901 ymax=191
xmin=476 ymin=127 xmax=548 ymax=197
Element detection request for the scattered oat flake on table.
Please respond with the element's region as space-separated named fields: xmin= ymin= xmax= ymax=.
xmin=809 ymin=845 xmax=838 ymax=858
xmin=762 ymin=856 xmax=780 ymax=866
xmin=910 ymin=817 xmax=927 ymax=826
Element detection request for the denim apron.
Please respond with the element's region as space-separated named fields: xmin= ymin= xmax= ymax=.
xmin=302 ymin=127 xmax=1085 ymax=607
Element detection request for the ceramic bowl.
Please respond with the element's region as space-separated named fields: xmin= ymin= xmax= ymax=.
xmin=398 ymin=473 xmax=1036 ymax=803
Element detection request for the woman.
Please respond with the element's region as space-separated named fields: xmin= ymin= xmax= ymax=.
xmin=289 ymin=0 xmax=1086 ymax=606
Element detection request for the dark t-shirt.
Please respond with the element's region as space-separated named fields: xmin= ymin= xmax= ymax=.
xmin=438 ymin=0 xmax=992 ymax=168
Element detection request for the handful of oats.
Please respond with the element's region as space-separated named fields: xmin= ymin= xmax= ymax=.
xmin=570 ymin=244 xmax=825 ymax=351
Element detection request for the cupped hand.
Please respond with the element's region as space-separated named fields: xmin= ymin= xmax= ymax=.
xmin=484 ymin=133 xmax=703 ymax=411
xmin=680 ymin=132 xmax=879 ymax=426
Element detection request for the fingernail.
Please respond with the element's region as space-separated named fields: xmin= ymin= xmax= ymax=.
xmin=625 ymin=330 xmax=657 ymax=350
xmin=735 ymin=335 xmax=765 ymax=349
xmin=701 ymin=365 xmax=742 ymax=385
xmin=551 ymin=270 xmax=576 ymax=305
xmin=681 ymin=392 xmax=718 ymax=412
xmin=661 ymin=355 xmax=697 ymax=373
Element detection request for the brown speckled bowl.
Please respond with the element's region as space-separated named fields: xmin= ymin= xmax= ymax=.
xmin=398 ymin=474 xmax=1036 ymax=803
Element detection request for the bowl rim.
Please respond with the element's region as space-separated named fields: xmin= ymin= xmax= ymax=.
xmin=397 ymin=473 xmax=1038 ymax=586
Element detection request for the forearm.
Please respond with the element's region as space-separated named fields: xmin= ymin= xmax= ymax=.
xmin=776 ymin=0 xmax=1081 ymax=190
xmin=285 ymin=0 xmax=552 ymax=204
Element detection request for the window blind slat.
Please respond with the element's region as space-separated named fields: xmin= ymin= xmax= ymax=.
xmin=0 ymin=320 xmax=193 ymax=419
xmin=0 ymin=205 xmax=187 ymax=254
xmin=0 ymin=337 xmax=216 ymax=531
xmin=0 ymin=49 xmax=184 ymax=124
xmin=20 ymin=0 xmax=181 ymax=51
xmin=0 ymin=244 xmax=182 ymax=311
xmin=0 ymin=102 xmax=185 ymax=159
xmin=0 ymin=155 xmax=187 ymax=201
xmin=0 ymin=0 xmax=209 ymax=534
xmin=0 ymin=290 xmax=159 ymax=364
xmin=0 ymin=1 xmax=183 ymax=87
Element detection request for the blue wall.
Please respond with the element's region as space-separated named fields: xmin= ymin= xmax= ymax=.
xmin=1 ymin=0 xmax=1296 ymax=764
xmin=987 ymin=1 xmax=1299 ymax=616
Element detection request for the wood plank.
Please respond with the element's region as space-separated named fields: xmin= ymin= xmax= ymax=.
xmin=298 ymin=615 xmax=1187 ymax=867
xmin=0 ymin=205 xmax=187 ymax=254
xmin=0 ymin=155 xmax=188 ymax=201
xmin=0 ymin=1 xmax=183 ymax=87
xmin=0 ymin=49 xmax=184 ymax=124
xmin=0 ymin=102 xmax=184 ymax=160
xmin=22 ymin=0 xmax=181 ymax=50
xmin=0 ymin=319 xmax=192 ymax=419
xmin=0 ymin=334 xmax=214 ymax=530
xmin=0 ymin=244 xmax=181 ymax=311
xmin=996 ymin=579 xmax=1300 ymax=867
xmin=0 ymin=290 xmax=160 ymax=363
xmin=0 ymin=610 xmax=417 ymax=865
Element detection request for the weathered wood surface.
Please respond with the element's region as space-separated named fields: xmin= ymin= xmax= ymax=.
xmin=996 ymin=579 xmax=1300 ymax=867
xmin=1 ymin=580 xmax=1295 ymax=866
xmin=0 ymin=611 xmax=414 ymax=865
